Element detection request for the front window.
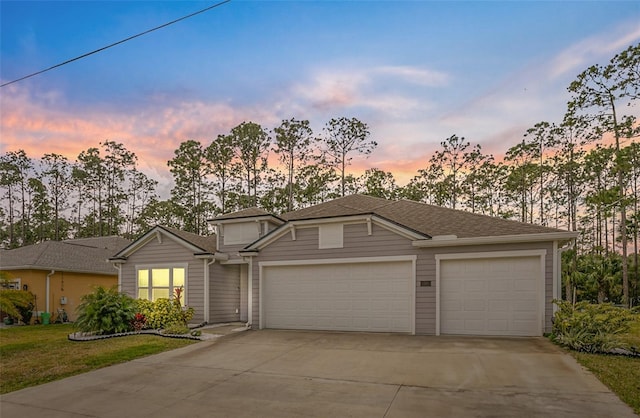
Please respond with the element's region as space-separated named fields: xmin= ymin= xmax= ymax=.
xmin=137 ymin=266 xmax=186 ymax=305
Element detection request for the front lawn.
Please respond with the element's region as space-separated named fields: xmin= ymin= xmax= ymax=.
xmin=0 ymin=324 xmax=196 ymax=394
xmin=570 ymin=318 xmax=640 ymax=414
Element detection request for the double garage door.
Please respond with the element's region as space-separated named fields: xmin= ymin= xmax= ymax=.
xmin=260 ymin=254 xmax=544 ymax=336
xmin=261 ymin=260 xmax=414 ymax=333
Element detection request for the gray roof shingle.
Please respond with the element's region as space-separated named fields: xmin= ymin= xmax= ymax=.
xmin=0 ymin=236 xmax=131 ymax=275
xmin=157 ymin=226 xmax=218 ymax=254
xmin=282 ymin=194 xmax=565 ymax=238
xmin=210 ymin=207 xmax=275 ymax=221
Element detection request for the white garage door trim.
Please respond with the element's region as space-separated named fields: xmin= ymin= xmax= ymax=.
xmin=435 ymin=250 xmax=546 ymax=336
xmin=259 ymin=255 xmax=416 ymax=334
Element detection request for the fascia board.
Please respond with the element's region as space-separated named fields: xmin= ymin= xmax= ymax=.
xmin=412 ymin=231 xmax=579 ymax=248
xmin=209 ymin=215 xmax=285 ymax=225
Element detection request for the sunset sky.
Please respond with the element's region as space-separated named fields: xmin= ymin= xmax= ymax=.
xmin=1 ymin=0 xmax=639 ymax=198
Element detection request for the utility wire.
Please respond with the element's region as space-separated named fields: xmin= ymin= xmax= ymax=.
xmin=1 ymin=0 xmax=231 ymax=88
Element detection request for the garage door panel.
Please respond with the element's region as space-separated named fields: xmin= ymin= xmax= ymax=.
xmin=263 ymin=261 xmax=413 ymax=333
xmin=441 ymin=256 xmax=541 ymax=336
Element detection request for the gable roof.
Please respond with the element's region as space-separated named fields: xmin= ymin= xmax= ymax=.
xmin=0 ymin=236 xmax=131 ymax=275
xmin=110 ymin=225 xmax=221 ymax=261
xmin=282 ymin=194 xmax=566 ymax=239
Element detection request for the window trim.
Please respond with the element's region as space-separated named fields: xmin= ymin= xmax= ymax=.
xmin=135 ymin=263 xmax=189 ymax=305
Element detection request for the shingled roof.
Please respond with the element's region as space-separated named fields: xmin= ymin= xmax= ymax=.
xmin=210 ymin=207 xmax=278 ymax=221
xmin=156 ymin=226 xmax=218 ymax=254
xmin=281 ymin=194 xmax=565 ymax=238
xmin=0 ymin=236 xmax=131 ymax=275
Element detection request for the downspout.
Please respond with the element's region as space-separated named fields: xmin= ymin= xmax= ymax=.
xmin=45 ymin=270 xmax=55 ymax=314
xmin=113 ymin=263 xmax=122 ymax=292
xmin=204 ymin=258 xmax=216 ymax=324
xmin=245 ymin=256 xmax=253 ymax=328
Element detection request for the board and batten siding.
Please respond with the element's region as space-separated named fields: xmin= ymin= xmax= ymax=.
xmin=119 ymin=237 xmax=206 ymax=323
xmin=210 ymin=264 xmax=241 ymax=323
xmin=250 ymin=221 xmax=557 ymax=335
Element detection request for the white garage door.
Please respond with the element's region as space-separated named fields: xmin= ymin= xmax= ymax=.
xmin=262 ymin=260 xmax=414 ymax=333
xmin=440 ymin=256 xmax=542 ymax=336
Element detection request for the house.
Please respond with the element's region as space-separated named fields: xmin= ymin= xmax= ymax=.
xmin=0 ymin=236 xmax=131 ymax=322
xmin=111 ymin=195 xmax=578 ymax=336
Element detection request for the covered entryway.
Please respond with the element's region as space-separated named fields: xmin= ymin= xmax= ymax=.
xmin=260 ymin=258 xmax=415 ymax=333
xmin=438 ymin=251 xmax=544 ymax=336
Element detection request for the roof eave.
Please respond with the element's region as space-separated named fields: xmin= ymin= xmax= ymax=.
xmin=194 ymin=252 xmax=229 ymax=261
xmin=412 ymin=231 xmax=579 ymax=248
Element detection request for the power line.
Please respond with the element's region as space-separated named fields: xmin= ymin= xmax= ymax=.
xmin=1 ymin=0 xmax=232 ymax=88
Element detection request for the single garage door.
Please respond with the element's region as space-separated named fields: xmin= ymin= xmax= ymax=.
xmin=440 ymin=256 xmax=542 ymax=336
xmin=262 ymin=260 xmax=413 ymax=333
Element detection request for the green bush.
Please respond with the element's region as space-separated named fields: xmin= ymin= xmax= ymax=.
xmin=74 ymin=286 xmax=137 ymax=335
xmin=161 ymin=322 xmax=190 ymax=335
xmin=133 ymin=299 xmax=154 ymax=328
xmin=135 ymin=297 xmax=194 ymax=330
xmin=552 ymin=300 xmax=636 ymax=353
xmin=0 ymin=289 xmax=34 ymax=322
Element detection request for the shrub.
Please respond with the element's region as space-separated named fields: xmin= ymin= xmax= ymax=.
xmin=552 ymin=300 xmax=635 ymax=353
xmin=161 ymin=322 xmax=190 ymax=335
xmin=131 ymin=313 xmax=147 ymax=331
xmin=135 ymin=287 xmax=195 ymax=330
xmin=0 ymin=289 xmax=34 ymax=322
xmin=134 ymin=299 xmax=154 ymax=329
xmin=74 ymin=286 xmax=137 ymax=335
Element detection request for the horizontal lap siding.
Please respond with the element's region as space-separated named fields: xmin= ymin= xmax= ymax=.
xmin=252 ymin=223 xmax=435 ymax=334
xmin=120 ymin=238 xmax=205 ymax=323
xmin=210 ymin=264 xmax=241 ymax=323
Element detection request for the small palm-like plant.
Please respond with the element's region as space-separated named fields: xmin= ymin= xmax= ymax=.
xmin=75 ymin=286 xmax=136 ymax=334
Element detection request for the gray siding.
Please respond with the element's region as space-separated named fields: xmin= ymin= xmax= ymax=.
xmin=251 ymin=223 xmax=430 ymax=332
xmin=120 ymin=237 xmax=206 ymax=323
xmin=250 ymin=221 xmax=557 ymax=335
xmin=209 ymin=264 xmax=241 ymax=323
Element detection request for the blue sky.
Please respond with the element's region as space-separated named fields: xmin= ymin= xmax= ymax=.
xmin=1 ymin=0 xmax=639 ymax=194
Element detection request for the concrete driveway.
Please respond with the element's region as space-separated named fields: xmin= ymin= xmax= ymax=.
xmin=1 ymin=330 xmax=636 ymax=417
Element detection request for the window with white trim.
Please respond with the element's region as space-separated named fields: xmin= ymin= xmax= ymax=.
xmin=319 ymin=223 xmax=343 ymax=249
xmin=137 ymin=266 xmax=186 ymax=305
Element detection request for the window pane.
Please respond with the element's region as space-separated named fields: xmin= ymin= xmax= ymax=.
xmin=173 ymin=268 xmax=185 ymax=287
xmin=152 ymin=269 xmax=170 ymax=287
xmin=152 ymin=288 xmax=170 ymax=301
xmin=138 ymin=288 xmax=149 ymax=300
xmin=137 ymin=270 xmax=149 ymax=287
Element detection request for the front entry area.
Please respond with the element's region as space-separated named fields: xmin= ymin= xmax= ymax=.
xmin=260 ymin=258 xmax=415 ymax=333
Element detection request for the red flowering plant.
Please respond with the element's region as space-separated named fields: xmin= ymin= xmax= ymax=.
xmin=173 ymin=286 xmax=194 ymax=326
xmin=131 ymin=312 xmax=147 ymax=332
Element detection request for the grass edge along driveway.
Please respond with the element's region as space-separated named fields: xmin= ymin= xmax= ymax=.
xmin=567 ymin=318 xmax=640 ymax=415
xmin=0 ymin=324 xmax=195 ymax=394
xmin=1 ymin=322 xmax=639 ymax=415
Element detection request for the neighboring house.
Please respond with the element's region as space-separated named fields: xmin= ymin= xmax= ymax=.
xmin=112 ymin=195 xmax=578 ymax=336
xmin=0 ymin=236 xmax=131 ymax=322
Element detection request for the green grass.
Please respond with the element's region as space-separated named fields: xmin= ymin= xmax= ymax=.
xmin=570 ymin=317 xmax=640 ymax=415
xmin=0 ymin=324 xmax=196 ymax=394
